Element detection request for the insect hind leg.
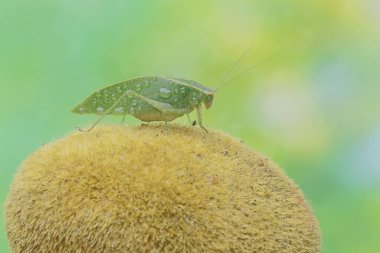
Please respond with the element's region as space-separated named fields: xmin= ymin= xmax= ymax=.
xmin=125 ymin=90 xmax=189 ymax=122
xmin=79 ymin=91 xmax=130 ymax=132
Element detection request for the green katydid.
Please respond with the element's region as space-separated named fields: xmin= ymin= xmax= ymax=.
xmin=71 ymin=45 xmax=287 ymax=132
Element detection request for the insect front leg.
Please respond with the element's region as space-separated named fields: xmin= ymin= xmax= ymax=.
xmin=195 ymin=106 xmax=208 ymax=133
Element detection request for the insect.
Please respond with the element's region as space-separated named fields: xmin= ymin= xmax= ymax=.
xmin=72 ymin=45 xmax=287 ymax=132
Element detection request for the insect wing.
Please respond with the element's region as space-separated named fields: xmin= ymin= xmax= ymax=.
xmin=71 ymin=78 xmax=145 ymax=115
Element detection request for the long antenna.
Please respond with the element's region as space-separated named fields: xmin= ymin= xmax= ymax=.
xmin=214 ymin=42 xmax=256 ymax=92
xmin=214 ymin=47 xmax=292 ymax=93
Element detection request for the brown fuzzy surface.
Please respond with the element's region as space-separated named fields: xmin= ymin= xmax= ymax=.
xmin=4 ymin=124 xmax=320 ymax=253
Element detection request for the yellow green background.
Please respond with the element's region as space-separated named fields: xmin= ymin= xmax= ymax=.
xmin=1 ymin=1 xmax=379 ymax=252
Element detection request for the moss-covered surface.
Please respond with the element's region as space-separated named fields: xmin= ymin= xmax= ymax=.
xmin=4 ymin=124 xmax=320 ymax=252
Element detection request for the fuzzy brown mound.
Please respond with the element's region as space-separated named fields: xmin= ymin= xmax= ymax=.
xmin=4 ymin=124 xmax=320 ymax=253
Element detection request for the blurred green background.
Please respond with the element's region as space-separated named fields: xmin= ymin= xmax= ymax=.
xmin=1 ymin=0 xmax=379 ymax=252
